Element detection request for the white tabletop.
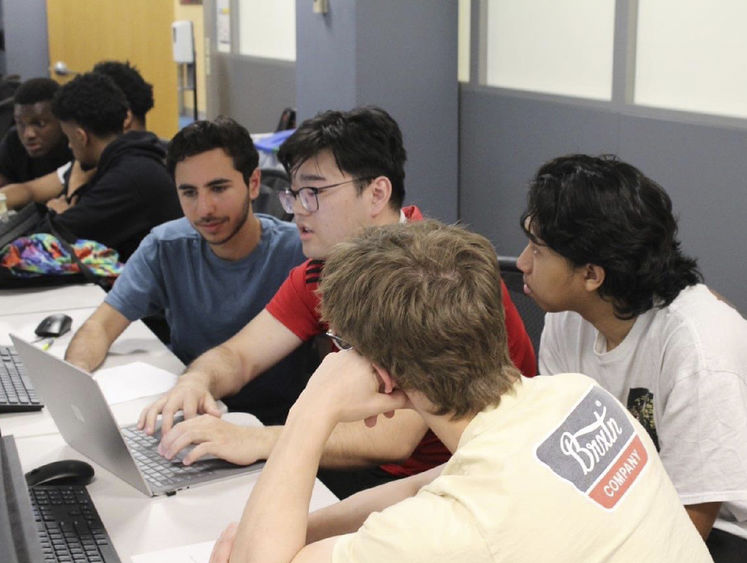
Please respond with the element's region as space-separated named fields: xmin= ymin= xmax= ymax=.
xmin=0 ymin=283 xmax=107 ymax=316
xmin=1 ymin=284 xmax=338 ymax=561
xmin=14 ymin=433 xmax=337 ymax=562
xmin=0 ymin=309 xmax=185 ymax=438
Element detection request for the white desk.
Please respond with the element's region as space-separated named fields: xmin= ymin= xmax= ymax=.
xmin=0 ymin=283 xmax=106 ymax=316
xmin=1 ymin=285 xmax=338 ymax=561
xmin=0 ymin=309 xmax=185 ymax=439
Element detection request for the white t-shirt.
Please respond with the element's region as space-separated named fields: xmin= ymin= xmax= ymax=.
xmin=540 ymin=284 xmax=747 ymax=539
xmin=333 ymin=375 xmax=711 ymax=562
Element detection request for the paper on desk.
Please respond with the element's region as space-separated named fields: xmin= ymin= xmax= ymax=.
xmin=132 ymin=540 xmax=214 ymax=563
xmin=92 ymin=361 xmax=178 ymax=405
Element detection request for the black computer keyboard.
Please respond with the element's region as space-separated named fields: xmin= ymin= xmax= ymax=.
xmin=0 ymin=345 xmax=43 ymax=412
xmin=29 ymin=484 xmax=120 ymax=563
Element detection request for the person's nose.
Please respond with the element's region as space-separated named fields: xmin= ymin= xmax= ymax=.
xmin=196 ymin=191 xmax=216 ymax=216
xmin=516 ymin=244 xmax=532 ymax=274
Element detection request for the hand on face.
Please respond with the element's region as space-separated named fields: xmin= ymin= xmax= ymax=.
xmin=298 ymin=349 xmax=409 ymax=427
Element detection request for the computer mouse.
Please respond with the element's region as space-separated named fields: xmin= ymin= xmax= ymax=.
xmin=25 ymin=459 xmax=94 ymax=487
xmin=34 ymin=313 xmax=73 ymax=337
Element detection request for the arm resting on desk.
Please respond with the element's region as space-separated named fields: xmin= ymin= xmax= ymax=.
xmin=0 ymin=170 xmax=64 ymax=209
xmin=686 ymin=501 xmax=721 ymax=539
xmin=64 ymin=302 xmax=130 ymax=372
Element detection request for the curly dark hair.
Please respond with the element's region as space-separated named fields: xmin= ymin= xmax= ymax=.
xmin=51 ymin=72 xmax=128 ymax=137
xmin=277 ymin=106 xmax=406 ymax=209
xmin=14 ymin=77 xmax=59 ymax=105
xmin=93 ymin=60 xmax=154 ymax=122
xmin=166 ymin=116 xmax=259 ymax=183
xmin=520 ymin=154 xmax=702 ymax=319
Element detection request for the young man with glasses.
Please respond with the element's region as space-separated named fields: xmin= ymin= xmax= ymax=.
xmin=140 ymin=106 xmax=537 ymax=499
xmin=210 ymin=220 xmax=711 ymax=563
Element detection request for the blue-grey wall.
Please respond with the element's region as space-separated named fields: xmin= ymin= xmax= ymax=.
xmin=2 ymin=0 xmax=48 ymax=79
xmin=459 ymin=85 xmax=747 ymax=313
xmin=295 ymin=0 xmax=459 ymax=223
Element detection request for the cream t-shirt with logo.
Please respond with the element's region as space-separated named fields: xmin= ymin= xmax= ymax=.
xmin=333 ymin=374 xmax=712 ymax=563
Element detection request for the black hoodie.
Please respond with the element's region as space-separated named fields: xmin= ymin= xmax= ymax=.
xmin=46 ymin=131 xmax=182 ymax=261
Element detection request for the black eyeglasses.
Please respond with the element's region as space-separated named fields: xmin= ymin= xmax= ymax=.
xmin=278 ymin=177 xmax=373 ymax=214
xmin=325 ymin=330 xmax=353 ymax=351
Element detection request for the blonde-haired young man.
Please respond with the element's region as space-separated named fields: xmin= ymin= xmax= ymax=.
xmin=211 ymin=220 xmax=711 ymax=563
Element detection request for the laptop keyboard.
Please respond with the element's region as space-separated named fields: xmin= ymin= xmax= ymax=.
xmin=0 ymin=345 xmax=43 ymax=412
xmin=121 ymin=426 xmax=220 ymax=489
xmin=29 ymin=485 xmax=120 ymax=562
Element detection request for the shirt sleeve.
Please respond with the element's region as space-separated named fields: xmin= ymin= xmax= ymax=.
xmin=265 ymin=261 xmax=325 ymax=341
xmin=104 ymin=232 xmax=166 ymax=321
xmin=657 ymin=358 xmax=747 ymax=508
xmin=332 ymin=493 xmax=492 ymax=563
xmin=502 ymin=280 xmax=537 ymax=377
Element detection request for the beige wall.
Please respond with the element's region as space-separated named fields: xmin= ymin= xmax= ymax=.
xmin=47 ymin=0 xmax=179 ymax=138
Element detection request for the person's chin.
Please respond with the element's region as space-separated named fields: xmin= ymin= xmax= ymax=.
xmin=24 ymin=145 xmax=46 ymax=158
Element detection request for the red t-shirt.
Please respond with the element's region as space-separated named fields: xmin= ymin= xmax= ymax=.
xmin=265 ymin=205 xmax=537 ymax=476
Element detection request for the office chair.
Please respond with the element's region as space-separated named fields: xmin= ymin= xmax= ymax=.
xmin=255 ymin=168 xmax=293 ymax=222
xmin=498 ymin=255 xmax=545 ymax=372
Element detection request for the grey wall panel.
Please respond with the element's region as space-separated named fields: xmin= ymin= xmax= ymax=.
xmin=617 ymin=116 xmax=747 ymax=311
xmin=354 ymin=0 xmax=459 ymax=222
xmin=459 ymin=86 xmax=619 ymax=256
xmin=296 ymin=0 xmax=458 ymax=223
xmin=211 ymin=54 xmax=295 ymax=133
xmin=295 ymin=1 xmax=358 ymax=119
xmin=2 ymin=0 xmax=48 ymax=79
xmin=460 ymin=86 xmax=747 ymax=312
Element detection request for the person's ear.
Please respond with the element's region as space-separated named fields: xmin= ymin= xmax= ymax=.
xmin=372 ymin=364 xmax=396 ymax=394
xmin=583 ymin=264 xmax=606 ymax=292
xmin=368 ymin=176 xmax=392 ymax=216
xmin=122 ymin=109 xmax=134 ymax=132
xmin=74 ymin=126 xmax=90 ymax=148
xmin=248 ymin=168 xmax=261 ymax=200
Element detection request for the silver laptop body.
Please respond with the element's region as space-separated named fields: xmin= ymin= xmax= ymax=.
xmin=10 ymin=334 xmax=262 ymax=497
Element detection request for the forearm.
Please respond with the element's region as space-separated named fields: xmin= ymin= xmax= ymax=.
xmin=186 ymin=345 xmax=255 ymax=399
xmin=64 ymin=322 xmax=112 ymax=372
xmin=306 ymin=464 xmax=443 ymax=543
xmin=685 ymin=502 xmax=721 ymax=539
xmin=230 ymin=401 xmax=335 ymax=563
xmin=0 ymin=183 xmax=32 ymax=209
xmin=317 ymin=410 xmax=427 ymax=469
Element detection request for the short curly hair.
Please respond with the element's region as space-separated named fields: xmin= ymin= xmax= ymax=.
xmin=14 ymin=77 xmax=59 ymax=105
xmin=320 ymin=220 xmax=521 ymax=419
xmin=521 ymin=154 xmax=702 ymax=319
xmin=93 ymin=60 xmax=154 ymax=121
xmin=51 ymin=72 xmax=128 ymax=137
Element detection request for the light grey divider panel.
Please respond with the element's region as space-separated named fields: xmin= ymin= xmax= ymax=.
xmin=459 ymin=85 xmax=747 ymax=313
xmin=459 ymin=86 xmax=619 ymax=256
xmin=618 ymin=116 xmax=747 ymax=313
xmin=296 ymin=0 xmax=458 ymax=222
xmin=209 ymin=53 xmax=296 ymax=134
xmin=2 ymin=0 xmax=49 ymax=79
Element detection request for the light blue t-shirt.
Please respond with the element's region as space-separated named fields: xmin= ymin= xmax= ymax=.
xmin=105 ymin=214 xmax=308 ymax=423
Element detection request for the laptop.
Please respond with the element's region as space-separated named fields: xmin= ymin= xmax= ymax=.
xmin=10 ymin=334 xmax=263 ymax=497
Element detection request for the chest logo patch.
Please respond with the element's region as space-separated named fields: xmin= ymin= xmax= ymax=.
xmin=535 ymin=386 xmax=648 ymax=509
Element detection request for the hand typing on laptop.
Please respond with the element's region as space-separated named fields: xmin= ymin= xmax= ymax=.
xmin=138 ymin=372 xmax=223 ymax=436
